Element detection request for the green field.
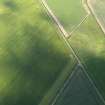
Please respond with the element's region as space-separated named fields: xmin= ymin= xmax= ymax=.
xmin=1 ymin=0 xmax=105 ymax=105
xmin=54 ymin=66 xmax=104 ymax=105
xmin=0 ymin=0 xmax=77 ymax=105
xmin=68 ymin=15 xmax=105 ymax=99
xmin=47 ymin=0 xmax=87 ymax=33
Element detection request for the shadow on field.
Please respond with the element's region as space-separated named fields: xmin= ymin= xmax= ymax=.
xmin=0 ymin=21 xmax=71 ymax=105
xmin=84 ymin=53 xmax=105 ymax=100
xmin=39 ymin=11 xmax=70 ymax=29
xmin=3 ymin=0 xmax=19 ymax=11
xmin=39 ymin=12 xmax=52 ymax=23
xmin=72 ymin=47 xmax=105 ymax=101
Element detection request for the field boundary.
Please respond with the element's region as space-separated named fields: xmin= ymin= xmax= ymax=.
xmin=87 ymin=0 xmax=105 ymax=35
xmin=82 ymin=0 xmax=90 ymax=14
xmin=51 ymin=64 xmax=81 ymax=105
xmin=40 ymin=0 xmax=105 ymax=104
xmin=51 ymin=64 xmax=104 ymax=105
xmin=40 ymin=0 xmax=68 ymax=37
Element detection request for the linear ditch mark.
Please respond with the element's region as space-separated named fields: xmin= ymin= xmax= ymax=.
xmin=40 ymin=0 xmax=105 ymax=104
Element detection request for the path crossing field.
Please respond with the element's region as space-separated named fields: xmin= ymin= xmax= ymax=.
xmin=47 ymin=0 xmax=87 ymax=34
xmin=87 ymin=0 xmax=105 ymax=34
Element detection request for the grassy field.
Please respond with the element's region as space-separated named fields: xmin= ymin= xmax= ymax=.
xmin=47 ymin=0 xmax=87 ymax=33
xmin=0 ymin=0 xmax=77 ymax=105
xmin=68 ymin=15 xmax=105 ymax=99
xmin=87 ymin=0 xmax=105 ymax=31
xmin=53 ymin=66 xmax=104 ymax=105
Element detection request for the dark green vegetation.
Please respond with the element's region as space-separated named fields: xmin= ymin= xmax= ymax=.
xmin=47 ymin=0 xmax=87 ymax=32
xmin=69 ymin=15 xmax=105 ymax=99
xmin=0 ymin=0 xmax=77 ymax=105
xmin=54 ymin=66 xmax=104 ymax=105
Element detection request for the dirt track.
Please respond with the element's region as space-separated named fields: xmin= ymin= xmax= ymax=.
xmin=87 ymin=0 xmax=105 ymax=34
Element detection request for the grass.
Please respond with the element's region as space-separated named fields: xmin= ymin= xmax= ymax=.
xmin=0 ymin=0 xmax=77 ymax=105
xmin=68 ymin=15 xmax=105 ymax=99
xmin=53 ymin=66 xmax=104 ymax=105
xmin=46 ymin=0 xmax=87 ymax=33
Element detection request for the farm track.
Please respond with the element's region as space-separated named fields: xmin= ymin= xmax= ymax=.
xmin=82 ymin=0 xmax=90 ymax=14
xmin=87 ymin=0 xmax=105 ymax=35
xmin=67 ymin=0 xmax=91 ymax=37
xmin=40 ymin=0 xmax=105 ymax=104
xmin=67 ymin=0 xmax=91 ymax=38
xmin=68 ymin=14 xmax=89 ymax=38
